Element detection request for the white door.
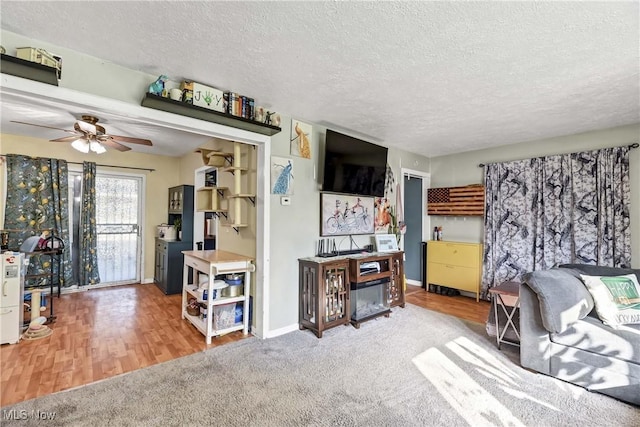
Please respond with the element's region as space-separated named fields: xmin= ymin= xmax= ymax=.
xmin=69 ymin=171 xmax=143 ymax=286
xmin=94 ymin=173 xmax=143 ymax=284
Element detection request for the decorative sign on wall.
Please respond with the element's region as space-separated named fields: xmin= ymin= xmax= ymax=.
xmin=320 ymin=193 xmax=375 ymax=236
xmin=427 ymin=184 xmax=485 ymax=216
xmin=192 ymin=82 xmax=225 ymax=112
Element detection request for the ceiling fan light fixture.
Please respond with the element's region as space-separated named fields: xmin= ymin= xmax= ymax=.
xmin=89 ymin=140 xmax=106 ymax=154
xmin=71 ymin=138 xmax=90 ymax=153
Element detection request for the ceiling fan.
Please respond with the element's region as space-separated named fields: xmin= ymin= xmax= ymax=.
xmin=11 ymin=115 xmax=153 ymax=154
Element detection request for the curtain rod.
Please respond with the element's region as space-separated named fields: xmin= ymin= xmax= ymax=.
xmin=0 ymin=154 xmax=155 ymax=172
xmin=477 ymin=142 xmax=639 ymax=168
xmin=67 ymin=162 xmax=155 ymax=172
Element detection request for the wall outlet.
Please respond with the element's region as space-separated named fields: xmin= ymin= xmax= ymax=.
xmin=281 ymin=196 xmax=291 ymax=205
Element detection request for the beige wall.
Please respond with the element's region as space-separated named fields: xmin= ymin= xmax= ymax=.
xmin=429 ymin=123 xmax=640 ymax=267
xmin=1 ymin=133 xmax=181 ymax=280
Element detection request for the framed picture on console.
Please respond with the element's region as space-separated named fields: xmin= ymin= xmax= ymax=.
xmin=374 ymin=234 xmax=398 ymax=252
xmin=320 ymin=192 xmax=375 ymax=236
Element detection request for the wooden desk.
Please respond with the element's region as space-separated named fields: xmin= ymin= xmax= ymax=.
xmin=488 ymin=281 xmax=520 ymax=349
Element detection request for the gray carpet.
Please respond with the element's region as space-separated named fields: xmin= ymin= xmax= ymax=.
xmin=3 ymin=304 xmax=638 ymax=426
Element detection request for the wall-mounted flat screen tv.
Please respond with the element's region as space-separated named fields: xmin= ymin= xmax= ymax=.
xmin=322 ymin=130 xmax=388 ymax=197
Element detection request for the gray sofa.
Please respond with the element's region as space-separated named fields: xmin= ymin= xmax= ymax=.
xmin=520 ymin=264 xmax=640 ymax=406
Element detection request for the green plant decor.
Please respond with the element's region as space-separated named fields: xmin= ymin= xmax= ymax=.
xmin=173 ymin=217 xmax=182 ymax=232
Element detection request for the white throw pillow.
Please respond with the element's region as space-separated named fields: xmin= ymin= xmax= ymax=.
xmin=580 ymin=274 xmax=640 ymax=328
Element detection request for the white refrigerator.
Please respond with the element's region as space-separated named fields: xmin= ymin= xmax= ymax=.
xmin=1 ymin=252 xmax=24 ymax=344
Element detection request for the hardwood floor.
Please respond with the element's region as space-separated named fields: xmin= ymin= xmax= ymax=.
xmin=406 ymin=284 xmax=491 ymax=324
xmin=1 ymin=282 xmax=490 ymax=407
xmin=0 ymin=284 xmax=246 ymax=407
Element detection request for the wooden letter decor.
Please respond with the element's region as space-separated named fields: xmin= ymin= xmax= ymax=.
xmin=427 ymin=184 xmax=485 ymax=216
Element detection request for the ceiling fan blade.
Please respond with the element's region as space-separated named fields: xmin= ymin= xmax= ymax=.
xmin=100 ymin=138 xmax=131 ymax=152
xmin=107 ymin=135 xmax=153 ymax=146
xmin=50 ymin=135 xmax=82 ymax=143
xmin=10 ymin=120 xmax=77 ymax=134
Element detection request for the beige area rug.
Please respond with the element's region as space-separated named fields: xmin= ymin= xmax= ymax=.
xmin=2 ymin=304 xmax=638 ymax=426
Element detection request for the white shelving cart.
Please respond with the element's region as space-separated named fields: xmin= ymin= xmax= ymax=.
xmin=181 ymin=250 xmax=254 ymax=344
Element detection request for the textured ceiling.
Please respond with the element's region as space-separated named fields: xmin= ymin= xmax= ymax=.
xmin=1 ymin=1 xmax=639 ymax=157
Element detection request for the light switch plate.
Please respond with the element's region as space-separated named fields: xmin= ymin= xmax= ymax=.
xmin=281 ymin=196 xmax=291 ymax=205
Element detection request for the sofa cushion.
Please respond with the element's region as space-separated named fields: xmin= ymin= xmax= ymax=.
xmin=522 ymin=269 xmax=595 ymax=333
xmin=550 ymin=315 xmax=640 ymax=365
xmin=580 ymin=274 xmax=640 ymax=328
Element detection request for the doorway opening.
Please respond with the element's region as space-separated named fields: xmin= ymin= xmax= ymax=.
xmin=401 ymin=169 xmax=430 ymax=287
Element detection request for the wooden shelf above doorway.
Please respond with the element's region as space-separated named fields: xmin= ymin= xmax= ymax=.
xmin=0 ymin=53 xmax=58 ymax=86
xmin=141 ymin=93 xmax=282 ymax=136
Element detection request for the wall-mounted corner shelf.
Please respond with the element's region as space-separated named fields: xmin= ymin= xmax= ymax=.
xmin=227 ymin=194 xmax=256 ymax=206
xmin=1 ymin=53 xmax=58 ymax=86
xmin=141 ymin=93 xmax=282 ymax=136
xmin=208 ymin=152 xmax=233 ymax=166
xmin=222 ymin=223 xmax=249 ymax=234
xmin=196 ymin=187 xmax=228 ymax=212
xmin=211 ymin=212 xmax=228 ymax=220
xmin=222 ymin=166 xmax=249 ymax=175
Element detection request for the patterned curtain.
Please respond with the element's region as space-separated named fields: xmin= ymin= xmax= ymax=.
xmin=482 ymin=146 xmax=631 ymax=298
xmin=80 ymin=161 xmax=100 ymax=286
xmin=4 ymin=154 xmax=73 ymax=287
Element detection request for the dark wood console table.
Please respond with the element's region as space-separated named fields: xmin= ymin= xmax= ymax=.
xmin=298 ymin=251 xmax=404 ymax=338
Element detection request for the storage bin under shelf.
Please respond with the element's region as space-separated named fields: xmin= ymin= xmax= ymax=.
xmin=182 ymin=311 xmax=243 ymax=336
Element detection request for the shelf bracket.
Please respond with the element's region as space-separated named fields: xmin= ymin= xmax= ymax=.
xmin=212 ymin=212 xmax=228 ymax=220
xmin=216 ymin=189 xmax=225 ymax=197
xmin=232 ymin=226 xmax=240 ymax=234
xmin=248 ymin=196 xmax=256 ymax=206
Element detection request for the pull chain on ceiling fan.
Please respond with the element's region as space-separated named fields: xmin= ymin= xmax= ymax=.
xmin=11 ymin=115 xmax=153 ymax=154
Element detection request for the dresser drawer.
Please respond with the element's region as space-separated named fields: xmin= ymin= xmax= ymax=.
xmin=156 ymin=240 xmax=168 ymax=253
xmin=427 ymin=263 xmax=479 ymax=293
xmin=427 ymin=241 xmax=479 ymax=267
xmin=212 ymin=261 xmax=253 ymax=275
xmin=184 ymin=255 xmax=210 ymax=273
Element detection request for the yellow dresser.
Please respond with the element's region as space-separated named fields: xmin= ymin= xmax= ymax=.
xmin=426 ymin=241 xmax=483 ymax=301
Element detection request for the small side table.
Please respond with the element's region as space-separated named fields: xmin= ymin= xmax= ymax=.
xmin=488 ymin=281 xmax=521 ymax=349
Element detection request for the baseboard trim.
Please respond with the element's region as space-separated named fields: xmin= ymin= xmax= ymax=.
xmin=406 ymin=279 xmax=421 ymax=286
xmin=263 ymin=323 xmax=299 ymax=339
xmin=141 ymin=278 xmax=155 ymax=284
